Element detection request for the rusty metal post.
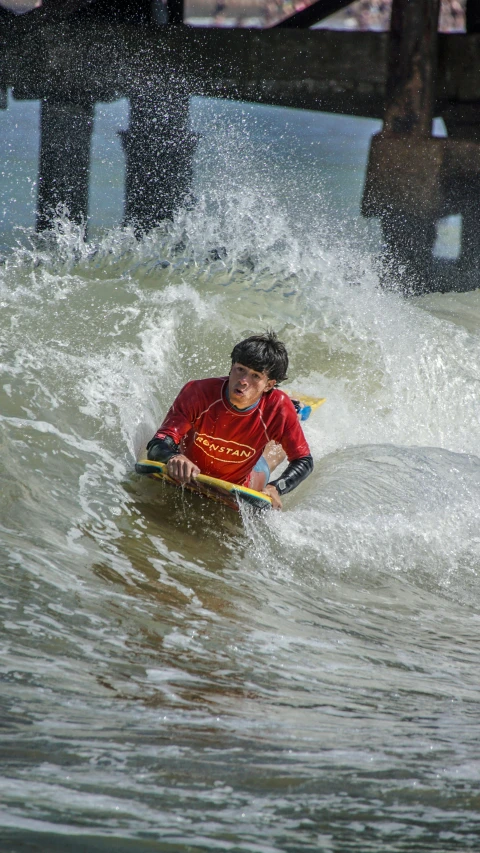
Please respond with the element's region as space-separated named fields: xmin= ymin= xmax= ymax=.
xmin=362 ymin=0 xmax=441 ymax=292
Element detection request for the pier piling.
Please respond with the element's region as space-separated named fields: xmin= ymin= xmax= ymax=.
xmin=363 ymin=0 xmax=480 ymax=292
xmin=362 ymin=0 xmax=441 ymax=291
xmin=36 ymin=97 xmax=93 ymax=232
xmin=120 ymin=82 xmax=197 ymax=233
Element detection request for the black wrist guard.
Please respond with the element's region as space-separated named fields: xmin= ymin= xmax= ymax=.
xmin=146 ymin=435 xmax=180 ymax=463
xmin=270 ymin=455 xmax=313 ymax=496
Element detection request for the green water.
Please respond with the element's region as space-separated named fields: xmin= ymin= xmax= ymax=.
xmin=1 ymin=93 xmax=480 ymax=852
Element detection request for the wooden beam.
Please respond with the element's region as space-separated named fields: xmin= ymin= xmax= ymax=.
xmin=4 ymin=21 xmax=480 ymax=119
xmin=274 ymin=0 xmax=354 ymax=29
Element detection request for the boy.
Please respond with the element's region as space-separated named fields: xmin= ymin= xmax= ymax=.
xmin=146 ymin=331 xmax=313 ymax=509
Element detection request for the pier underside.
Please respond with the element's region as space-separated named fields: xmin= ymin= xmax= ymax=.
xmin=2 ymin=12 xmax=480 ymax=292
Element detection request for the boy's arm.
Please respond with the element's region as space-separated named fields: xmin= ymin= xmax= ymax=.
xmin=267 ymin=396 xmax=314 ymax=499
xmin=146 ymin=381 xmax=201 ymax=482
xmin=268 ymin=454 xmax=314 ymax=497
xmin=147 ymin=434 xmax=201 ymax=484
xmin=147 ymin=380 xmax=199 ymax=458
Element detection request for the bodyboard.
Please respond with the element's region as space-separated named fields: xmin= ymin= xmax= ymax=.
xmin=291 ymin=393 xmax=326 ymax=421
xmin=135 ymin=459 xmax=272 ymax=511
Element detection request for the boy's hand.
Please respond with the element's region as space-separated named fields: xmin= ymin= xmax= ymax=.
xmin=167 ymin=454 xmax=200 ymax=484
xmin=263 ymin=484 xmax=283 ymax=510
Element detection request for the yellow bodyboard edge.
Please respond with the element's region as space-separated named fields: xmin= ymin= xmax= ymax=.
xmin=135 ymin=459 xmax=273 ymax=510
xmin=289 ymin=393 xmax=326 ymax=411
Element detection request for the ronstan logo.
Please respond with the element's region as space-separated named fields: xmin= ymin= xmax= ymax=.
xmin=194 ymin=433 xmax=255 ymax=463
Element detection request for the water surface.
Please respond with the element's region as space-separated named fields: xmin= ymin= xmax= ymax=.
xmin=1 ymin=93 xmax=480 ymax=852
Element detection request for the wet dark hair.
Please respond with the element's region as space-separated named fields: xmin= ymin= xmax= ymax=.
xmin=230 ymin=331 xmax=288 ymax=383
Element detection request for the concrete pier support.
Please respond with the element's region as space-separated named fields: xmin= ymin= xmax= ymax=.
xmin=362 ymin=0 xmax=441 ymax=292
xmin=441 ymin=0 xmax=480 ymax=284
xmin=36 ymin=98 xmax=94 ymax=231
xmin=121 ymin=84 xmax=197 ymax=233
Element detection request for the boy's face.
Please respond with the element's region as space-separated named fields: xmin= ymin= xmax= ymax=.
xmin=228 ymin=362 xmax=276 ymax=410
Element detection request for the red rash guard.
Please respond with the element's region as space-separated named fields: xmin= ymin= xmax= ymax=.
xmin=152 ymin=377 xmax=310 ymax=486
